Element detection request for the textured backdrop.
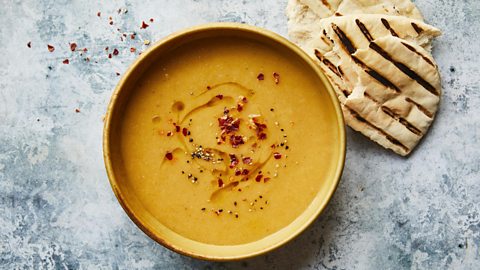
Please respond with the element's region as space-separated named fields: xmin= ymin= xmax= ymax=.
xmin=0 ymin=0 xmax=479 ymax=269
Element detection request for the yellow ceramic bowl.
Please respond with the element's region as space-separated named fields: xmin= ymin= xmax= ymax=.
xmin=103 ymin=23 xmax=345 ymax=261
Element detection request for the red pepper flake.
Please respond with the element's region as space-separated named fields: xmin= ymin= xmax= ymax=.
xmin=182 ymin=127 xmax=188 ymax=136
xmin=242 ymin=169 xmax=249 ymax=175
xmin=237 ymin=103 xmax=243 ymax=112
xmin=70 ymin=43 xmax=77 ymax=51
xmin=175 ymin=125 xmax=180 ymax=132
xmin=105 ymin=46 xmax=109 ymax=51
xmin=216 ymin=94 xmax=223 ymax=100
xmin=47 ymin=44 xmax=55 ymax=52
xmin=264 ymin=177 xmax=271 ymax=183
xmin=242 ymin=96 xmax=248 ymax=103
xmin=130 ymin=33 xmax=136 ymax=39
xmin=273 ymin=72 xmax=280 ymax=84
xmin=273 ymin=152 xmax=282 ymax=159
xmin=229 ymin=154 xmax=239 ymax=168
xmin=113 ymin=48 xmax=119 ymax=56
xmin=116 ymin=72 xmax=120 ymax=76
xmin=82 ymin=48 xmax=88 ymax=52
xmin=207 ymin=86 xmax=211 ymax=90
xmin=235 ymin=169 xmax=241 ymax=176
xmin=140 ymin=21 xmax=149 ymax=29
xmin=149 ymin=18 xmax=154 ymax=22
xmin=230 ymin=135 xmax=245 ymax=148
xmin=218 ymin=178 xmax=224 ymax=188
xmin=165 ymin=152 xmax=173 ymax=160
xmin=108 ymin=53 xmax=112 ymax=59
xmin=257 ymin=73 xmax=264 ymax=81
xmin=130 ymin=47 xmax=136 ymax=53
xmin=97 ymin=11 xmax=101 ymax=17
xmin=270 ymin=144 xmax=276 ymax=149
xmin=167 ymin=131 xmax=173 ymax=136
xmin=27 ymin=41 xmax=31 ymax=48
xmin=258 ymin=133 xmax=267 ymax=140
xmin=242 ymin=157 xmax=252 ymax=165
xmin=109 ymin=21 xmax=113 ymax=25
xmin=255 ymin=174 xmax=263 ymax=182
xmin=218 ymin=115 xmax=240 ymax=134
xmin=62 ymin=59 xmax=69 ymax=64
xmin=75 ymin=108 xmax=80 ymax=113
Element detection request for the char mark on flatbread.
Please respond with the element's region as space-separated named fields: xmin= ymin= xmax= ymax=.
xmin=331 ymin=23 xmax=357 ymax=54
xmin=351 ymin=55 xmax=401 ymax=93
xmin=364 ymin=93 xmax=422 ymax=136
xmin=347 ymin=106 xmax=410 ymax=153
xmin=401 ymin=42 xmax=435 ymax=67
xmin=405 ymin=97 xmax=433 ymax=118
xmin=381 ymin=106 xmax=422 ymax=136
xmin=314 ymin=49 xmax=343 ymax=77
xmin=355 ymin=19 xmax=374 ymax=42
xmin=411 ymin=22 xmax=424 ymax=34
xmin=369 ymin=42 xmax=439 ymax=96
xmin=381 ymin=18 xmax=399 ymax=37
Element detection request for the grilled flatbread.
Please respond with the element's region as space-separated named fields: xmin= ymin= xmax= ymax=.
xmin=287 ymin=0 xmax=424 ymax=44
xmin=300 ymin=15 xmax=442 ymax=155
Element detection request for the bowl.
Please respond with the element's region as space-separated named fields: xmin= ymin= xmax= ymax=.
xmin=103 ymin=23 xmax=345 ymax=260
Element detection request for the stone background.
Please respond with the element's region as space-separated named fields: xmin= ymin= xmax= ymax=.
xmin=0 ymin=0 xmax=479 ymax=269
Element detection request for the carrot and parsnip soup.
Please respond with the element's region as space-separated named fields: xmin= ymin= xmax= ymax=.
xmin=120 ymin=37 xmax=340 ymax=245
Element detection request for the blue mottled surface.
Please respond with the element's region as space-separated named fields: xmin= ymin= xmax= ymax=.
xmin=0 ymin=0 xmax=479 ymax=269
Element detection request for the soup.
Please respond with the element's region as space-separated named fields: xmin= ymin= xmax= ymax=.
xmin=119 ymin=36 xmax=340 ymax=245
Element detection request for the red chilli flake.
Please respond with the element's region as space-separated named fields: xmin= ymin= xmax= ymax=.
xmin=70 ymin=43 xmax=77 ymax=51
xmin=273 ymin=72 xmax=280 ymax=84
xmin=218 ymin=115 xmax=240 ymax=134
xmin=97 ymin=11 xmax=101 ymax=17
xmin=108 ymin=53 xmax=112 ymax=59
xmin=116 ymin=72 xmax=120 ymax=76
xmin=229 ymin=154 xmax=239 ymax=168
xmin=218 ymin=178 xmax=224 ymax=188
xmin=149 ymin=18 xmax=154 ymax=22
xmin=255 ymin=174 xmax=263 ymax=182
xmin=62 ymin=59 xmax=69 ymax=64
xmin=216 ymin=94 xmax=223 ymax=100
xmin=113 ymin=48 xmax=119 ymax=56
xmin=235 ymin=169 xmax=241 ymax=176
xmin=27 ymin=42 xmax=31 ymax=48
xmin=175 ymin=125 xmax=180 ymax=132
xmin=257 ymin=73 xmax=264 ymax=81
xmin=264 ymin=177 xmax=271 ymax=183
xmin=273 ymin=152 xmax=282 ymax=159
xmin=242 ymin=157 xmax=252 ymax=165
xmin=230 ymin=135 xmax=244 ymax=148
xmin=47 ymin=45 xmax=55 ymax=52
xmin=242 ymin=169 xmax=249 ymax=175
xmin=237 ymin=103 xmax=244 ymax=112
xmin=75 ymin=108 xmax=80 ymax=113
xmin=165 ymin=152 xmax=173 ymax=160
xmin=140 ymin=21 xmax=149 ymax=29
xmin=182 ymin=128 xmax=188 ymax=136
xmin=167 ymin=131 xmax=173 ymax=136
xmin=130 ymin=47 xmax=136 ymax=53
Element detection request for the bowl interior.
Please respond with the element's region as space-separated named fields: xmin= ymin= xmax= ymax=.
xmin=103 ymin=23 xmax=345 ymax=260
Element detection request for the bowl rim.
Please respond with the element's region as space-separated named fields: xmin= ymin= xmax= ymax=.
xmin=103 ymin=22 xmax=346 ymax=261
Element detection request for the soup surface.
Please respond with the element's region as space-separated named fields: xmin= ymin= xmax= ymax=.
xmin=120 ymin=36 xmax=340 ymax=245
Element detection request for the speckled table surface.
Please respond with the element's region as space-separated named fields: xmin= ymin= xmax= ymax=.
xmin=1 ymin=0 xmax=479 ymax=269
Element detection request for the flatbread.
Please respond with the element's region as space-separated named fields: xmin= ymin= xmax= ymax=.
xmin=298 ymin=15 xmax=442 ymax=155
xmin=287 ymin=0 xmax=424 ymax=44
